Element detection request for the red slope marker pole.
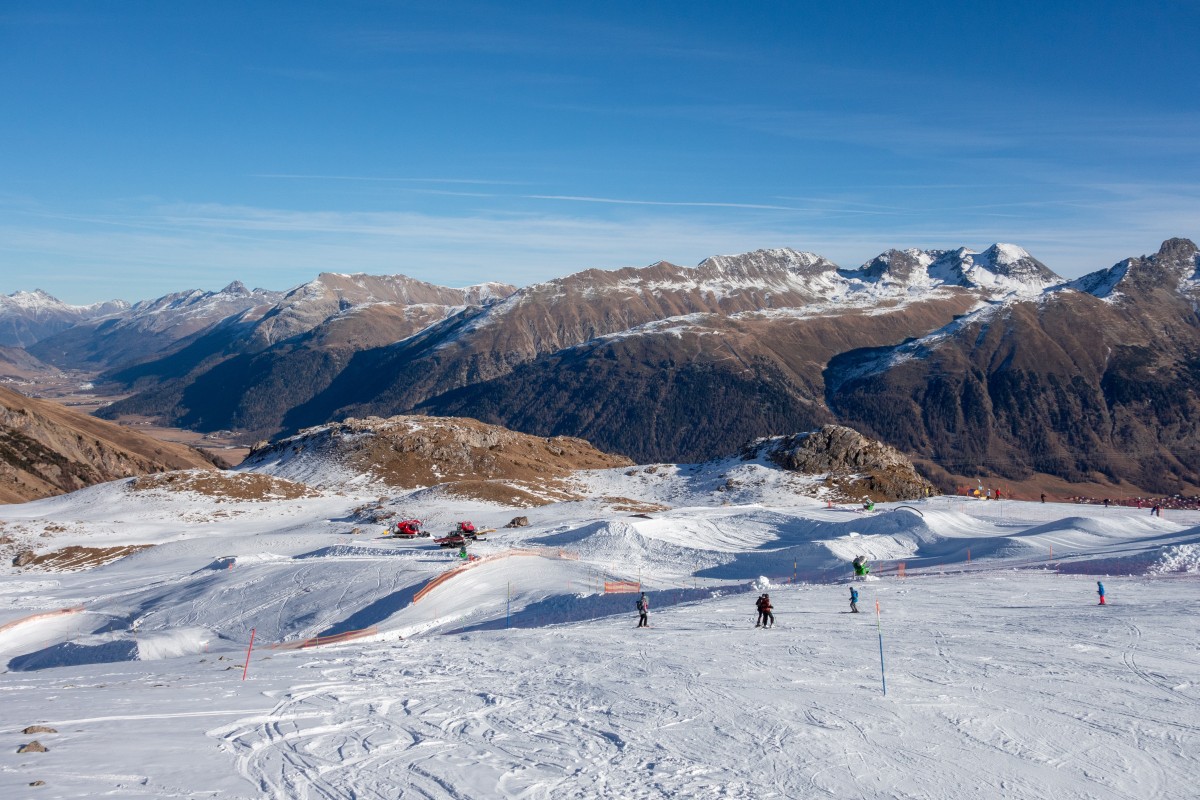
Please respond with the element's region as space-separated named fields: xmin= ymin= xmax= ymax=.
xmin=875 ymin=599 xmax=887 ymax=697
xmin=242 ymin=628 xmax=256 ymax=681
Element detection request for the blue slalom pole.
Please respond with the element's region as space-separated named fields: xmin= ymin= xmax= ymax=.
xmin=875 ymin=598 xmax=887 ymax=696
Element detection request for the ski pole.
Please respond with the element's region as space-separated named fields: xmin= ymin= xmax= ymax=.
xmin=875 ymin=600 xmax=886 ymax=696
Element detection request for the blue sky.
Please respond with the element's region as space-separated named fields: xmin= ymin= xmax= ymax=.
xmin=2 ymin=0 xmax=1198 ymax=303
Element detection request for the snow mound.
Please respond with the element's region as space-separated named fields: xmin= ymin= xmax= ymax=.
xmin=1151 ymin=544 xmax=1200 ymax=574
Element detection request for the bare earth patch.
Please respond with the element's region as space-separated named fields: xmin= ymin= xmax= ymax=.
xmin=599 ymin=496 xmax=672 ymax=513
xmin=130 ymin=471 xmax=320 ymax=501
xmin=16 ymin=544 xmax=153 ymax=571
xmin=434 ymin=478 xmax=584 ymax=508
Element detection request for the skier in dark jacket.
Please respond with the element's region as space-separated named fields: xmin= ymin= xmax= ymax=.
xmin=760 ymin=594 xmax=774 ymax=628
xmin=636 ymin=593 xmax=649 ymax=627
xmin=850 ymin=586 xmax=860 ymax=613
xmin=755 ymin=594 xmax=766 ymax=627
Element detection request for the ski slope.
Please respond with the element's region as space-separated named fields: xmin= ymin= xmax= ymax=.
xmin=1 ymin=464 xmax=1199 ymax=798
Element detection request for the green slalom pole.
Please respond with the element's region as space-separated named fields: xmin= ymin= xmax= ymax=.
xmin=875 ymin=598 xmax=887 ymax=696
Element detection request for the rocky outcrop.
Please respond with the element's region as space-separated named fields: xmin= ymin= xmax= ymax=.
xmin=242 ymin=414 xmax=633 ymax=493
xmin=745 ymin=425 xmax=934 ymax=501
xmin=0 ymin=385 xmax=217 ymax=503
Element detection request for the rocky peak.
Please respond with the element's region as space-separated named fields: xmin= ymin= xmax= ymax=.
xmin=743 ymin=424 xmax=933 ymax=501
xmin=859 ymin=248 xmax=939 ymax=283
xmin=1071 ymin=237 xmax=1200 ymax=299
xmin=697 ymin=248 xmax=839 ymax=281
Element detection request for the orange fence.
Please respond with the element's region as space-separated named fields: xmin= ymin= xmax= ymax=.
xmin=0 ymin=606 xmax=84 ymax=635
xmin=604 ymin=581 xmax=641 ymax=593
xmin=269 ymin=626 xmax=380 ymax=650
xmin=413 ymin=547 xmax=579 ymax=604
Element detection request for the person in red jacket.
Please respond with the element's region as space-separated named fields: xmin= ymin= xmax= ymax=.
xmin=759 ymin=593 xmax=774 ymax=628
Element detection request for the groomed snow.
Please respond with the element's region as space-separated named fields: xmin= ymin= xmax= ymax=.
xmin=1 ymin=463 xmax=1198 ymax=798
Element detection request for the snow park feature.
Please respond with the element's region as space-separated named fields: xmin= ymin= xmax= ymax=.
xmin=1 ymin=456 xmax=1200 ymax=798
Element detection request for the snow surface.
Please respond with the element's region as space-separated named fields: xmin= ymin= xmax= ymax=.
xmin=1 ymin=462 xmax=1198 ymax=798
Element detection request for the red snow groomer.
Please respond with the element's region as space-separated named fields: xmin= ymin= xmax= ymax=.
xmin=434 ymin=533 xmax=466 ymax=548
xmin=391 ymin=519 xmax=425 ymax=538
xmin=456 ymin=521 xmax=490 ymax=540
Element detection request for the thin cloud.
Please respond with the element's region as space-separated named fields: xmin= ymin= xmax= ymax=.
xmin=251 ymin=174 xmax=530 ymax=186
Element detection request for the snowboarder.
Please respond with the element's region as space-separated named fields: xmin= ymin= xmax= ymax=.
xmin=636 ymin=593 xmax=649 ymax=627
xmin=852 ymin=555 xmax=870 ymax=578
xmin=1097 ymin=581 xmax=1106 ymax=605
xmin=849 ymin=586 xmax=860 ymax=613
xmin=760 ymin=593 xmax=774 ymax=628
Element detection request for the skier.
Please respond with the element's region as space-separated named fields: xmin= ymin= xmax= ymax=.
xmin=1041 ymin=493 xmax=1047 ymax=503
xmin=849 ymin=586 xmax=860 ymax=613
xmin=760 ymin=593 xmax=774 ymax=628
xmin=636 ymin=593 xmax=649 ymax=628
xmin=852 ymin=555 xmax=870 ymax=578
xmin=1097 ymin=581 xmax=1106 ymax=605
xmin=755 ymin=593 xmax=767 ymax=627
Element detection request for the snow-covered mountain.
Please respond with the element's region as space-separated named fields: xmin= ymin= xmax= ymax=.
xmin=1068 ymin=237 xmax=1200 ymax=300
xmin=859 ymin=243 xmax=1061 ymax=296
xmin=27 ymin=281 xmax=284 ymax=370
xmin=11 ymin=237 xmax=1200 ymax=492
xmin=0 ymin=290 xmax=127 ymax=348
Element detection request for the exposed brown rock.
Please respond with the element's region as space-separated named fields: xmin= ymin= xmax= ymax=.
xmin=747 ymin=424 xmax=934 ymax=502
xmin=21 ymin=726 xmax=56 ymax=735
xmin=243 ymin=415 xmax=633 ymax=494
xmin=17 ymin=741 xmax=47 ymax=753
xmin=505 ymin=516 xmax=530 ymax=528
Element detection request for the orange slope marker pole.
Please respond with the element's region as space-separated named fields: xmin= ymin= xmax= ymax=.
xmin=242 ymin=628 xmax=256 ymax=681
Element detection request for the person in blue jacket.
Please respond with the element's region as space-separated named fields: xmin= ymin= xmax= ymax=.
xmin=1097 ymin=581 xmax=1106 ymax=605
xmin=849 ymin=586 xmax=860 ymax=613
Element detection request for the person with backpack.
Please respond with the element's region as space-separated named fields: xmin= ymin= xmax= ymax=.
xmin=636 ymin=593 xmax=649 ymax=627
xmin=755 ymin=594 xmax=767 ymax=627
xmin=759 ymin=593 xmax=774 ymax=628
xmin=850 ymin=586 xmax=860 ymax=613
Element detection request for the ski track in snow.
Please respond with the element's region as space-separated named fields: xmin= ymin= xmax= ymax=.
xmin=208 ymin=577 xmax=1200 ymax=800
xmin=2 ymin=476 xmax=1200 ymax=798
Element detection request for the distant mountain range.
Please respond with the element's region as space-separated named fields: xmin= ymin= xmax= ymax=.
xmin=4 ymin=237 xmax=1199 ymax=493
